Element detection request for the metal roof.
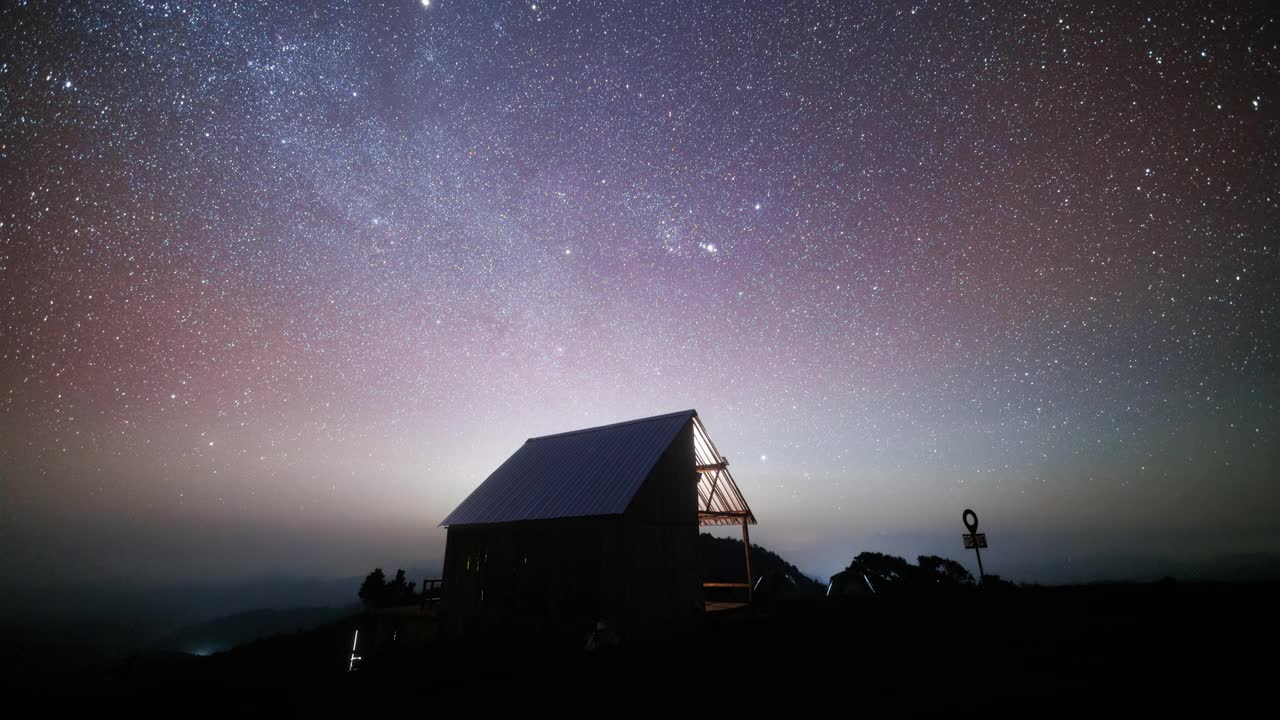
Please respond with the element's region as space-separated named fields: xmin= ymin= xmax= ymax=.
xmin=440 ymin=410 xmax=698 ymax=527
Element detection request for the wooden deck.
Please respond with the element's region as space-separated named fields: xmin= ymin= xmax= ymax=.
xmin=704 ymin=601 xmax=749 ymax=612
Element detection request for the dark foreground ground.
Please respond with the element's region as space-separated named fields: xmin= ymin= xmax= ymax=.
xmin=11 ymin=581 xmax=1278 ymax=701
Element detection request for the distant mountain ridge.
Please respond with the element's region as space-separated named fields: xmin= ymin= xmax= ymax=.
xmin=154 ymin=606 xmax=357 ymax=656
xmin=0 ymin=566 xmax=440 ymax=671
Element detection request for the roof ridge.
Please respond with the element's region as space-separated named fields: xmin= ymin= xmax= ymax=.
xmin=440 ymin=409 xmax=700 ymax=527
xmin=527 ymin=409 xmax=697 ymax=442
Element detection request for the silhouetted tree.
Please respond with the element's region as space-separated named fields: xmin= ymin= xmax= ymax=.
xmin=386 ymin=569 xmax=417 ymax=606
xmin=979 ymin=574 xmax=1019 ymax=591
xmin=917 ymin=555 xmax=976 ymax=587
xmin=840 ymin=552 xmax=980 ymax=594
xmin=846 ymin=552 xmax=915 ymax=593
xmin=359 ymin=568 xmax=388 ymax=608
xmin=697 ymin=533 xmax=824 ymax=597
xmin=358 ymin=567 xmax=418 ymax=608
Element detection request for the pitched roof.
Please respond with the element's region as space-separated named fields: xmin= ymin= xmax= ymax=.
xmin=440 ymin=410 xmax=698 ymax=527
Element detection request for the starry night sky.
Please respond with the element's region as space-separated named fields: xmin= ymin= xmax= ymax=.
xmin=1 ymin=0 xmax=1277 ymax=586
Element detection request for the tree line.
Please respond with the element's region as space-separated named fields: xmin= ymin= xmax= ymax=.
xmin=357 ymin=568 xmax=421 ymax=609
xmin=836 ymin=551 xmax=1016 ymax=594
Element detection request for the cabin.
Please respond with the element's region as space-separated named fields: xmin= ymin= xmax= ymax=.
xmin=439 ymin=410 xmax=755 ymax=642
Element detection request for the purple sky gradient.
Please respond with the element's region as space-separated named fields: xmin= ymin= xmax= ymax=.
xmin=1 ymin=0 xmax=1276 ymax=586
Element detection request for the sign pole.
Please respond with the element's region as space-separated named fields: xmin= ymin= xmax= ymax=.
xmin=962 ymin=508 xmax=987 ymax=586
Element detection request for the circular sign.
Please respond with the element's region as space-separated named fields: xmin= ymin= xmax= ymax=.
xmin=962 ymin=508 xmax=979 ymax=533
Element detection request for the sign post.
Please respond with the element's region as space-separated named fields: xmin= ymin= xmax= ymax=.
xmin=962 ymin=508 xmax=988 ymax=585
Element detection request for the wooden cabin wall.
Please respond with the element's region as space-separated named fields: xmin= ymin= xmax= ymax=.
xmin=442 ymin=518 xmax=608 ymax=637
xmin=612 ymin=420 xmax=702 ymax=639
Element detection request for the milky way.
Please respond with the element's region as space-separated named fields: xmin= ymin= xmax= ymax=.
xmin=1 ymin=1 xmax=1276 ymax=584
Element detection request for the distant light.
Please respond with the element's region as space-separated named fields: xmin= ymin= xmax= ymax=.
xmin=753 ymin=202 xmax=761 ymax=211
xmin=760 ymin=454 xmax=767 ymax=462
xmin=420 ymin=0 xmax=431 ymax=7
